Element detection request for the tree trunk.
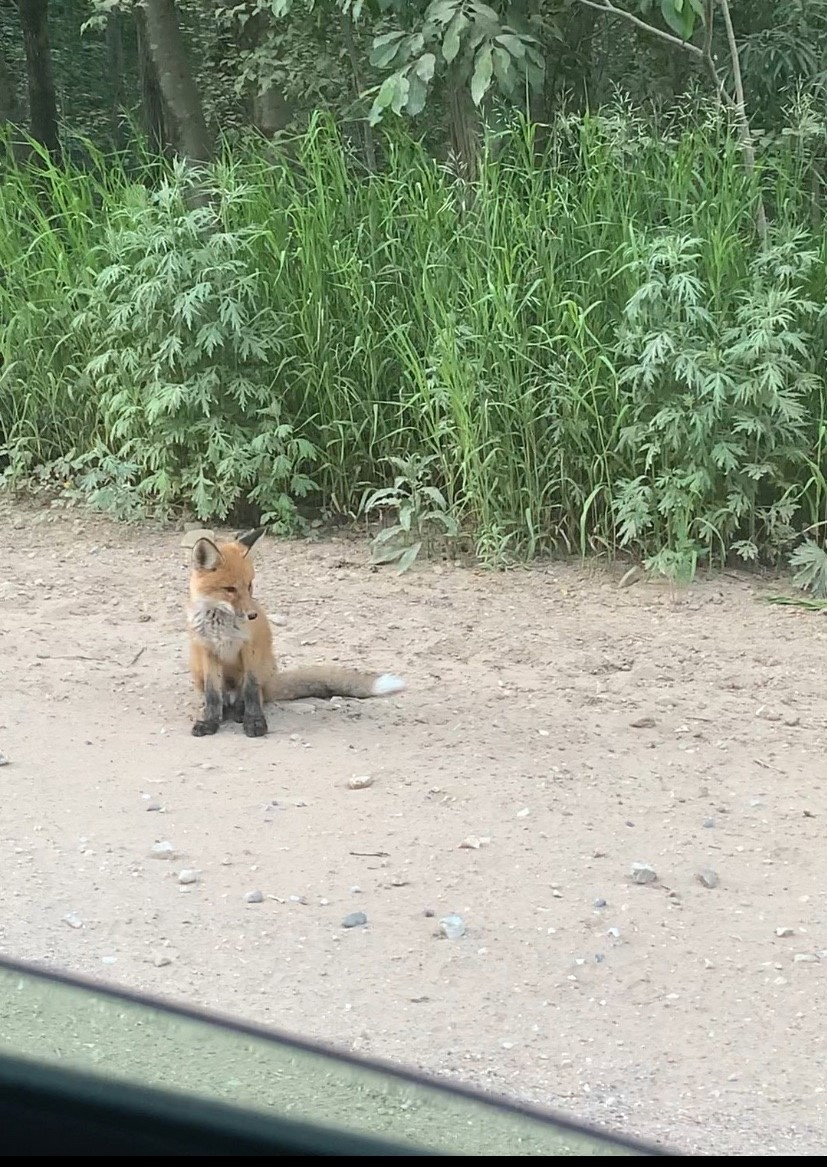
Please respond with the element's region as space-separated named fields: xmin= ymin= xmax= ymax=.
xmin=0 ymin=48 xmax=20 ymax=126
xmin=140 ymin=0 xmax=213 ymax=164
xmin=135 ymin=3 xmax=170 ymax=156
xmin=447 ymin=75 xmax=479 ymax=184
xmin=17 ymin=0 xmax=60 ymax=159
xmin=105 ymin=10 xmax=125 ymax=150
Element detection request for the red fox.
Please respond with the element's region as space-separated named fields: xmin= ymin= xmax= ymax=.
xmin=186 ymin=526 xmax=405 ymax=737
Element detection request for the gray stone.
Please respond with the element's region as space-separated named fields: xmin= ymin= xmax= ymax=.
xmin=178 ymin=869 xmax=198 ymax=885
xmin=439 ymin=914 xmax=466 ymax=940
xmin=244 ymin=890 xmax=264 ymax=904
xmin=150 ymin=841 xmax=175 ymax=859
xmin=696 ymin=867 xmax=719 ymax=889
xmin=342 ymin=911 xmax=368 ymax=929
xmin=630 ymin=862 xmax=657 ymax=885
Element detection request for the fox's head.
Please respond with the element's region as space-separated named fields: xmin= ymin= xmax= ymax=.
xmin=189 ymin=526 xmax=266 ymax=621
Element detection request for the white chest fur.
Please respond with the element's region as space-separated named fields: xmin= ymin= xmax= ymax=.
xmin=187 ymin=599 xmax=250 ymax=662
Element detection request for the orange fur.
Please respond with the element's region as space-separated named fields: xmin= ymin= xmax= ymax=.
xmin=186 ymin=527 xmax=405 ymax=737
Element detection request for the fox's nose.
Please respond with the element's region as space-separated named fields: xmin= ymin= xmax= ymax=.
xmin=246 ymin=611 xmax=257 ymax=621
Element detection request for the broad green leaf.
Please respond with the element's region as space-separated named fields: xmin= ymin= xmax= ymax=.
xmin=391 ymin=74 xmax=411 ymax=116
xmin=494 ymin=32 xmax=526 ymax=59
xmin=426 ymin=0 xmax=460 ymax=25
xmin=369 ymin=31 xmax=406 ymax=69
xmin=372 ymin=543 xmax=405 ymax=565
xmin=442 ymin=12 xmax=469 ymax=63
xmin=471 ymin=43 xmax=494 ymax=107
xmin=415 ymin=52 xmax=436 ymax=84
xmin=660 ymin=0 xmax=695 ymax=40
xmin=396 ymin=542 xmax=423 ymax=574
xmin=369 ymin=73 xmax=403 ymax=125
xmin=492 ymin=45 xmax=516 ymax=93
xmin=406 ymin=73 xmax=429 ymax=116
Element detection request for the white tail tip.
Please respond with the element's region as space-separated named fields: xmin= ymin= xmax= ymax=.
xmin=372 ymin=673 xmax=406 ymax=697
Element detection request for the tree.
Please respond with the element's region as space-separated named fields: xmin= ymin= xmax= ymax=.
xmin=135 ymin=3 xmax=172 ymax=156
xmin=17 ymin=0 xmax=60 ymax=158
xmin=140 ymin=0 xmax=213 ymax=162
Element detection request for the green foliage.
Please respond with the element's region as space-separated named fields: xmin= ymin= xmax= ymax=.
xmin=1 ymin=105 xmax=826 ymax=579
xmin=363 ymin=454 xmax=461 ymax=572
xmin=68 ymin=172 xmax=318 ymax=526
xmin=612 ymin=229 xmax=821 ymax=580
xmin=367 ymin=1 xmax=546 ymax=124
xmin=789 ymin=540 xmax=827 ymax=599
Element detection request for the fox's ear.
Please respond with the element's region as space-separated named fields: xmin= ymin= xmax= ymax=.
xmin=236 ymin=525 xmax=267 ymax=555
xmin=192 ymin=538 xmax=222 ymax=572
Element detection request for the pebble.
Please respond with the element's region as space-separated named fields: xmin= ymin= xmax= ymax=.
xmin=607 ymin=927 xmax=621 ymax=941
xmin=150 ymin=841 xmax=175 ymax=859
xmin=459 ymin=835 xmax=490 ymax=849
xmin=630 ymin=862 xmax=657 ymax=885
xmin=775 ymin=926 xmax=794 ymax=938
xmin=696 ymin=867 xmax=719 ymax=889
xmin=347 ymin=774 xmax=374 ymax=789
xmin=794 ymin=953 xmax=819 ymax=963
xmin=146 ymin=801 xmax=162 ymax=812
xmin=516 ymin=807 xmax=530 ymax=818
xmin=178 ymin=869 xmax=198 ymax=885
xmin=423 ymin=908 xmax=435 ymax=918
xmin=703 ymin=817 xmax=715 ymax=828
xmin=244 ymin=890 xmax=264 ymax=903
xmin=439 ymin=914 xmax=466 ymax=940
xmin=153 ymin=954 xmax=173 ymax=967
xmin=594 ymin=898 xmax=607 ymax=908
xmin=630 ymin=716 xmax=656 ymax=729
xmin=101 ymin=956 xmax=117 ymax=965
xmin=0 ymin=753 xmax=9 ymax=766
xmin=289 ymin=894 xmax=308 ymax=904
xmin=342 ymin=911 xmax=367 ymax=929
xmin=62 ymin=912 xmax=83 ymax=929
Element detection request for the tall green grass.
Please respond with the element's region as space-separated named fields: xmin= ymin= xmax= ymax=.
xmin=1 ymin=103 xmax=825 ymax=577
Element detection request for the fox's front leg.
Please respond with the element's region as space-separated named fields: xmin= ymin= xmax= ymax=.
xmin=240 ymin=670 xmax=267 ymax=737
xmin=191 ymin=649 xmax=224 ymax=737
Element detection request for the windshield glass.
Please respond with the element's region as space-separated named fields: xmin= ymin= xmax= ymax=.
xmin=0 ymin=960 xmax=644 ymax=1156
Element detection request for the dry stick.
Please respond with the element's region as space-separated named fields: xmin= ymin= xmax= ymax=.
xmin=716 ymin=0 xmax=768 ymax=245
xmin=574 ymin=0 xmax=769 ymax=247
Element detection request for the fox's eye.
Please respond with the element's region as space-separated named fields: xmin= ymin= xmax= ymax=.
xmin=224 ymin=586 xmax=237 ymax=596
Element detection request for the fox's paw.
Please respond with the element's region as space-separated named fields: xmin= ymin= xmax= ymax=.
xmin=192 ymin=718 xmax=220 ymax=737
xmin=371 ymin=673 xmax=406 ymax=697
xmin=243 ymin=715 xmax=268 ymax=738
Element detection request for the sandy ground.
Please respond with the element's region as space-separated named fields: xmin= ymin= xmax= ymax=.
xmin=1 ymin=498 xmax=826 ymax=1155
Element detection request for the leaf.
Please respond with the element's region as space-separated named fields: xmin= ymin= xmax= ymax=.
xmin=494 ymin=32 xmax=526 ymax=59
xmin=372 ymin=543 xmax=405 ymax=565
xmin=659 ymin=0 xmax=696 ymax=40
xmin=426 ymin=0 xmax=460 ymax=25
xmin=492 ymin=45 xmax=516 ymax=92
xmin=470 ymin=43 xmax=494 ymax=107
xmin=396 ymin=542 xmax=423 ymax=574
xmin=370 ymin=31 xmax=407 ymax=69
xmin=415 ymin=52 xmax=436 ymax=83
xmin=369 ymin=74 xmax=404 ymax=125
xmin=391 ymin=74 xmax=411 ymax=116
xmin=405 ymin=74 xmax=428 ymax=117
xmin=442 ymin=11 xmax=468 ymax=63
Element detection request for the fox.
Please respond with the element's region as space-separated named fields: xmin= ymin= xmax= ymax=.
xmin=186 ymin=526 xmax=405 ymax=737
